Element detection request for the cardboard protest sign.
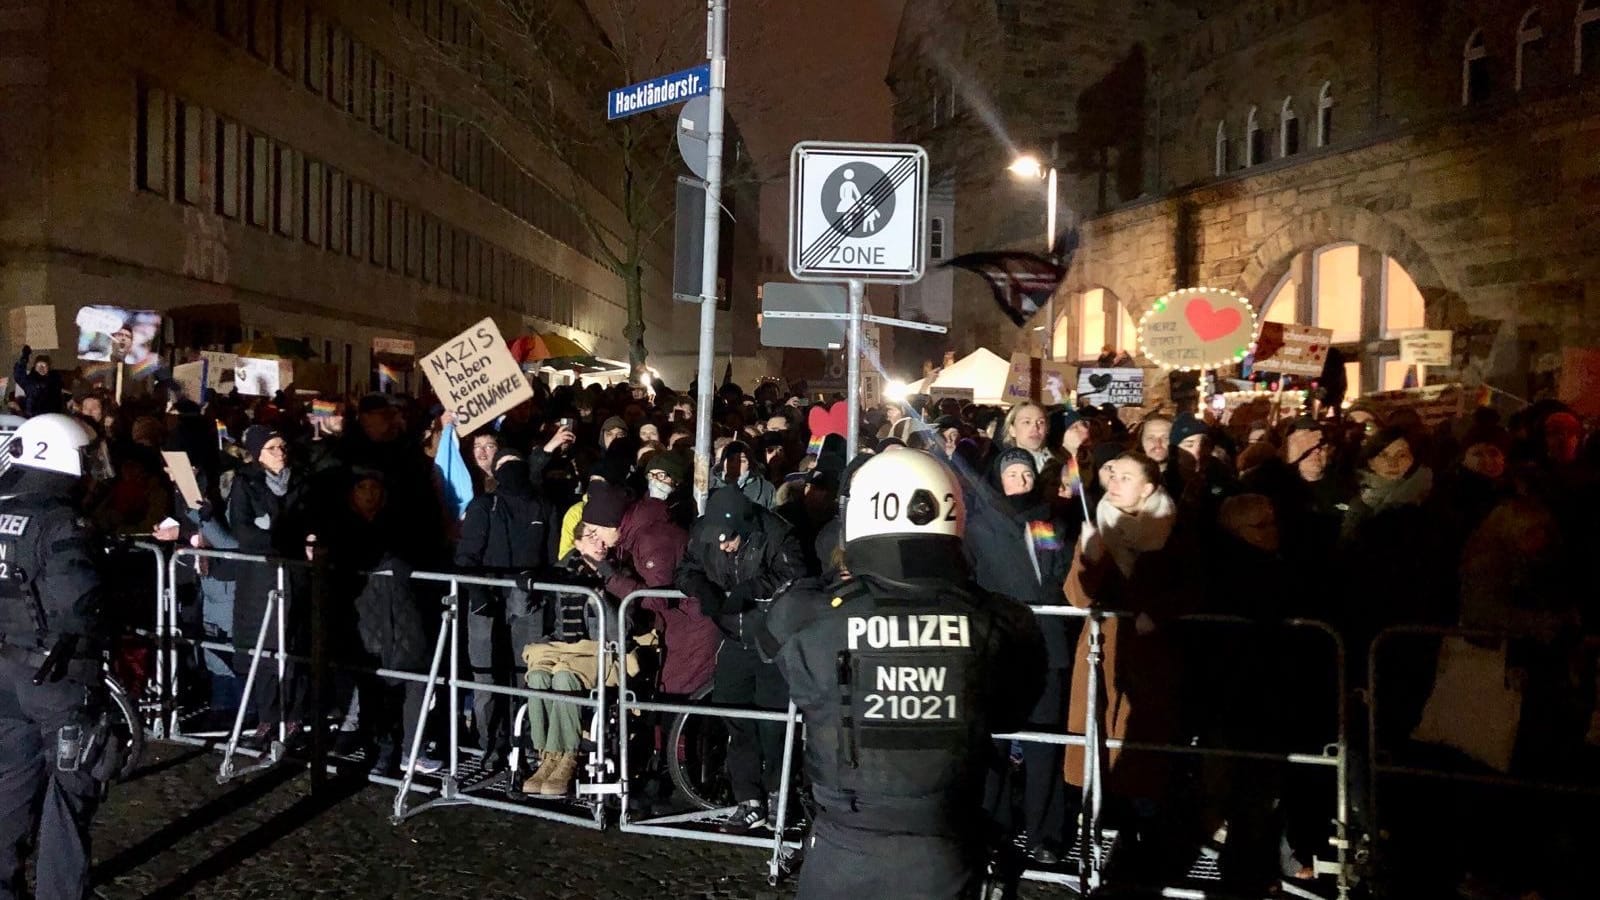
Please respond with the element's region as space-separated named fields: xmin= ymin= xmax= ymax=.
xmin=1399 ymin=330 xmax=1453 ymax=366
xmin=161 ymin=451 xmax=205 ymax=509
xmin=1253 ymin=322 xmax=1333 ymax=377
xmin=75 ymin=306 xmax=161 ymax=366
xmin=1363 ymin=383 xmax=1464 ymax=428
xmin=8 ymin=305 xmax=58 ymax=351
xmin=172 ymin=361 xmax=206 ymax=403
xmin=200 ymin=351 xmax=237 ymax=392
xmin=1076 ymin=368 xmax=1145 ymax=406
xmin=1136 ymin=287 xmax=1257 ymax=370
xmin=1219 ymin=390 xmax=1304 ymax=428
xmin=928 ymin=385 xmax=975 ymax=406
xmin=420 ymin=318 xmax=532 ymax=436
xmin=234 ymin=357 xmax=290 ymax=397
xmin=1005 ymin=354 xmax=1075 ymax=405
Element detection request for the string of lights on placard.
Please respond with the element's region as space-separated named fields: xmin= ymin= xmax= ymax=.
xmin=1135 ymin=286 xmax=1261 ymax=372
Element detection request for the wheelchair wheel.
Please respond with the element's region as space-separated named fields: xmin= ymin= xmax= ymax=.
xmin=106 ymin=676 xmax=145 ymax=782
xmin=665 ymin=699 xmax=735 ymax=811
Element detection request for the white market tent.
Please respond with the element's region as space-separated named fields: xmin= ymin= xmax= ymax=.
xmin=926 ymin=346 xmax=1013 ymax=405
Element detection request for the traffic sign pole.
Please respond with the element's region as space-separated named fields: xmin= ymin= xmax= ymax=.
xmin=692 ymin=0 xmax=727 ymax=514
xmin=846 ymin=279 xmax=864 ymax=457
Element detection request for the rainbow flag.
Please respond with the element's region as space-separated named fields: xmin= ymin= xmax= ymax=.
xmin=807 ymin=433 xmax=825 ymax=456
xmin=1028 ymin=520 xmax=1062 ymax=552
xmin=1062 ymin=453 xmax=1082 ymax=497
xmin=377 ymin=362 xmax=402 ymax=392
xmin=311 ymin=399 xmax=338 ymax=419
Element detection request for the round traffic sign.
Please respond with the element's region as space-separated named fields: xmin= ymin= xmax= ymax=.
xmin=820 ymin=162 xmax=897 ymax=239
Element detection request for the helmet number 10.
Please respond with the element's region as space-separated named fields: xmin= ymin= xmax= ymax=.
xmin=868 ymin=491 xmax=959 ymax=523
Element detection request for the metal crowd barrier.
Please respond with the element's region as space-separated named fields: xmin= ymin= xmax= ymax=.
xmin=614 ymin=590 xmax=802 ymax=885
xmin=1366 ymin=624 xmax=1600 ymax=850
xmin=132 ymin=543 xmax=1363 ymax=895
xmin=995 ymin=606 xmax=1351 ymax=899
xmin=391 ymin=573 xmax=613 ymax=830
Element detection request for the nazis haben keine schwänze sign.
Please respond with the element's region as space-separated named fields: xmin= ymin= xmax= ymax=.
xmin=420 ymin=318 xmax=532 ymax=437
xmin=606 ymin=64 xmax=712 ymax=120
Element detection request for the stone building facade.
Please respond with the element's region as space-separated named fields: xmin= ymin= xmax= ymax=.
xmin=0 ymin=0 xmax=761 ymax=393
xmin=889 ymin=0 xmax=1600 ymax=400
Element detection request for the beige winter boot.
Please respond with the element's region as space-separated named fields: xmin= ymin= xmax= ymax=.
xmin=538 ymin=752 xmax=580 ymax=797
xmin=521 ymin=752 xmax=556 ymax=793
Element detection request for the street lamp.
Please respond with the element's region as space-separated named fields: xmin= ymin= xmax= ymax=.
xmin=1010 ymin=153 xmax=1059 ymax=358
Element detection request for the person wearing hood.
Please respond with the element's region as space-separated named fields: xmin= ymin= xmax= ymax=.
xmin=968 ymin=446 xmax=1080 ymax=865
xmin=1433 ymin=414 xmax=1513 ymax=553
xmin=773 ymin=455 xmax=844 ymax=577
xmin=1063 ymin=452 xmax=1193 ymax=826
xmin=1165 ymin=411 xmax=1236 ymax=520
xmin=712 ymin=440 xmax=777 ymax=509
xmin=455 ymin=448 xmax=558 ymax=768
xmin=640 ymin=447 xmax=696 ymax=531
xmin=675 ymin=487 xmax=805 ymax=830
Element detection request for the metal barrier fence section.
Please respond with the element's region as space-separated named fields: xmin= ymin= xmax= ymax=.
xmin=128 ymin=541 xmax=1581 ymax=899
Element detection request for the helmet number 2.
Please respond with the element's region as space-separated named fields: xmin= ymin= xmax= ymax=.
xmin=32 ymin=441 xmax=48 ymax=461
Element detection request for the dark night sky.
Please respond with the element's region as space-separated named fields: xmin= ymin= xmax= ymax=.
xmin=725 ymin=0 xmax=907 ymax=258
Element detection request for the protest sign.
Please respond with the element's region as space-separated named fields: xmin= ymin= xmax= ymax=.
xmin=75 ymin=306 xmax=161 ymax=366
xmin=8 ymin=305 xmax=58 ymax=351
xmin=1363 ymin=383 xmax=1464 ymax=428
xmin=161 ymin=451 xmax=205 ymax=509
xmin=172 ymin=360 xmax=206 ymax=403
xmin=200 ymin=351 xmax=237 ymax=392
xmin=1136 ymin=287 xmax=1257 ymax=370
xmin=1253 ymin=322 xmax=1333 ymax=377
xmin=420 ymin=318 xmax=531 ymax=436
xmin=1076 ymin=367 xmax=1145 ymax=406
xmin=928 ymin=385 xmax=975 ymax=406
xmin=235 ymin=357 xmax=290 ymax=397
xmin=1005 ymin=354 xmax=1075 ymax=405
xmin=1399 ymin=330 xmax=1453 ymax=366
xmin=372 ymin=337 xmax=416 ymax=356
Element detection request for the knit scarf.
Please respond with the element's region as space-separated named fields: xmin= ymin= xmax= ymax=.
xmin=265 ymin=467 xmax=293 ymax=497
xmin=1095 ymin=488 xmax=1177 ymax=578
xmin=1355 ymin=466 xmax=1433 ymax=514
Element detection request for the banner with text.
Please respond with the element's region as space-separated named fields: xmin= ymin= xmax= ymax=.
xmin=1253 ymin=322 xmax=1333 ymax=377
xmin=1076 ymin=368 xmax=1145 ymax=407
xmin=1399 ymin=330 xmax=1453 ymax=366
xmin=421 ymin=318 xmax=531 ymax=436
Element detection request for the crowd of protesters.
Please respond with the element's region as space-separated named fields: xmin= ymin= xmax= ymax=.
xmin=9 ymin=338 xmax=1600 ymax=897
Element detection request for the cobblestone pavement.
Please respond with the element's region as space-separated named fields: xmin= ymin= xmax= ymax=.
xmin=88 ymin=742 xmax=1072 ymax=899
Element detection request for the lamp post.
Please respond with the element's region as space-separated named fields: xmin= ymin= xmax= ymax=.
xmin=1009 ymin=154 xmax=1059 ymax=358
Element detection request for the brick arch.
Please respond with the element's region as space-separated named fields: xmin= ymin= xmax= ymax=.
xmin=1235 ymin=204 xmax=1458 ymax=315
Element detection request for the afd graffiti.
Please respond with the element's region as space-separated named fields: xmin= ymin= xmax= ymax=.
xmin=182 ymin=207 xmax=230 ymax=284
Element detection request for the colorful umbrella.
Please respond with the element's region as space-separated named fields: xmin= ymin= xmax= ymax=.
xmin=509 ymin=332 xmax=596 ymax=366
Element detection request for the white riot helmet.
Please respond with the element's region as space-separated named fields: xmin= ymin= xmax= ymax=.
xmin=842 ymin=449 xmax=965 ymax=544
xmin=7 ymin=413 xmax=97 ymax=477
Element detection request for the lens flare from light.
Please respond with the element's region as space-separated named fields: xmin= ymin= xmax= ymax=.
xmin=884 ymin=379 xmax=909 ymax=402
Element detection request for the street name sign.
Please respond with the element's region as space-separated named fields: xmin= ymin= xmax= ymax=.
xmin=788 ymin=141 xmax=928 ymax=283
xmin=607 ymin=64 xmax=711 ymax=121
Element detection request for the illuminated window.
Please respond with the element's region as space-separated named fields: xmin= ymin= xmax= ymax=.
xmin=1381 ymin=358 xmax=1410 ymax=391
xmin=1052 ymin=313 xmax=1071 ymax=359
xmin=1313 ymin=244 xmax=1362 ymax=342
xmin=1075 ymin=289 xmax=1138 ymax=361
xmin=1383 ymin=257 xmax=1425 ymax=336
xmin=1345 ymin=360 xmax=1361 ymax=398
xmin=1263 ymin=271 xmax=1297 ymax=324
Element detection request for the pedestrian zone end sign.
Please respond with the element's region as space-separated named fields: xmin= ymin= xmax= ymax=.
xmin=788 ymin=141 xmax=928 ymax=284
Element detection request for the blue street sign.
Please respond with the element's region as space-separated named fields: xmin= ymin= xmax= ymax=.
xmin=606 ymin=64 xmax=711 ymax=121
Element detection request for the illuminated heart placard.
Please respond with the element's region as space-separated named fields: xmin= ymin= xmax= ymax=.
xmin=1136 ymin=287 xmax=1259 ymax=371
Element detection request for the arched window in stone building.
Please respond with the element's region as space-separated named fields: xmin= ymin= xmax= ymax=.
xmin=1317 ymin=81 xmax=1334 ymax=146
xmin=1576 ymin=0 xmax=1600 ymax=75
xmin=1246 ymin=106 xmax=1266 ymax=166
xmin=1215 ymin=121 xmax=1230 ymax=176
xmin=1261 ymin=243 xmax=1428 ymax=396
xmin=1463 ymin=29 xmax=1492 ymax=105
xmin=1516 ymin=8 xmax=1546 ymax=90
xmin=1280 ymin=96 xmax=1300 ymax=157
xmin=1073 ymin=288 xmax=1138 ymax=362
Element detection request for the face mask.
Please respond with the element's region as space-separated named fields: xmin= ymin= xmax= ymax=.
xmin=646 ymin=480 xmax=672 ymax=501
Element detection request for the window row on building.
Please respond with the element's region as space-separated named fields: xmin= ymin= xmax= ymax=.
xmin=134 ymin=80 xmax=607 ymax=334
xmin=1215 ymin=82 xmax=1333 ymax=176
xmin=1462 ymin=3 xmax=1600 ymax=105
xmin=173 ymin=0 xmax=612 ymax=269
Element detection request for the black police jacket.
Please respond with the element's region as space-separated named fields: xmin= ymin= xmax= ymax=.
xmin=0 ymin=470 xmax=104 ymax=650
xmin=763 ymin=571 xmax=1045 ymax=834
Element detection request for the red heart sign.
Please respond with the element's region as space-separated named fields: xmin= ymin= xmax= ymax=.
xmin=1184 ymin=297 xmax=1243 ymax=342
xmin=807 ymin=400 xmax=850 ymax=438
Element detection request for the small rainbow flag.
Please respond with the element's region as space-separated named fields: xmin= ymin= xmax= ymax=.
xmin=1063 ymin=453 xmax=1082 ymax=497
xmin=807 ymin=433 xmax=825 ymax=456
xmin=1028 ymin=520 xmax=1062 ymax=552
xmin=311 ymin=399 xmax=338 ymax=419
xmin=377 ymin=363 xmax=402 ymax=391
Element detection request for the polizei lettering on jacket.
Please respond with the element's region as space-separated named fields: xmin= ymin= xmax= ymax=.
xmin=0 ymin=514 xmax=30 ymax=537
xmin=846 ymin=614 xmax=970 ymax=650
xmin=454 ymin=373 xmax=528 ymax=428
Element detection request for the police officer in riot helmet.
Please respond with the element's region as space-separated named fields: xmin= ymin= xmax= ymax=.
xmin=0 ymin=413 xmax=116 ymax=900
xmin=763 ymin=449 xmax=1046 ymax=898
